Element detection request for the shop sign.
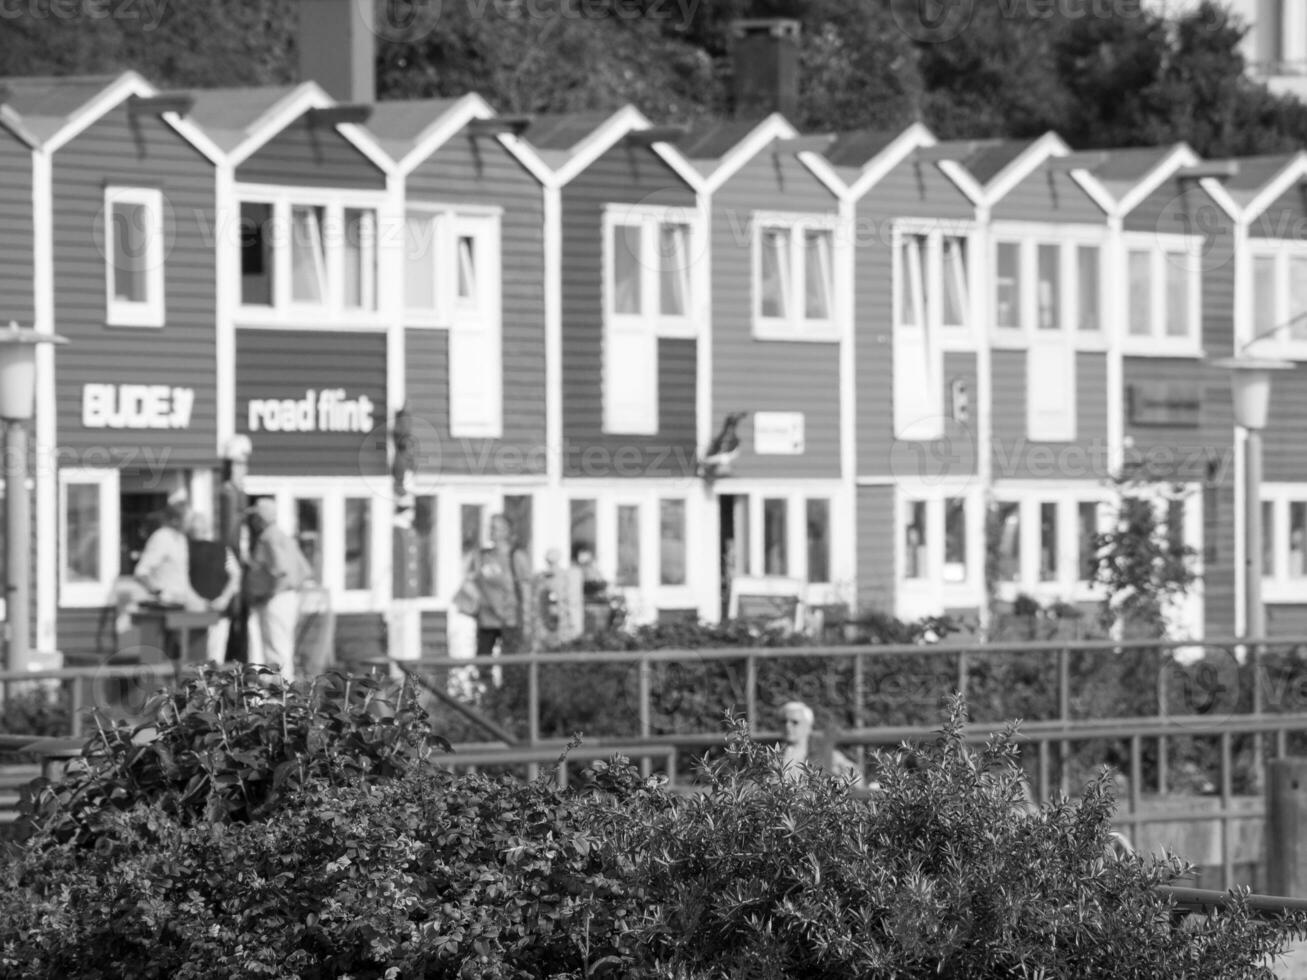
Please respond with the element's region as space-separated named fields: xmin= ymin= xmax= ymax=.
xmin=753 ymin=412 xmax=805 ymax=455
xmin=82 ymin=383 xmax=194 ymax=430
xmin=247 ymin=389 xmax=375 ymax=434
xmin=1128 ymin=383 xmax=1201 ymax=428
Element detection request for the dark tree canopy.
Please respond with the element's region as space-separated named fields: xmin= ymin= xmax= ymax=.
xmin=1 ymin=0 xmax=1306 ymax=154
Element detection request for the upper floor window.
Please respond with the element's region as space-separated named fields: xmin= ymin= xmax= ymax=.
xmin=1123 ymin=236 xmax=1201 ymax=353
xmin=603 ymin=204 xmax=699 ymax=435
xmin=239 ymin=195 xmax=380 ymax=316
xmin=992 ymin=235 xmax=1102 ymax=340
xmin=1250 ymin=248 xmax=1307 ymax=358
xmin=754 ymin=213 xmax=838 ymax=342
xmin=105 ymin=187 xmax=165 ymax=327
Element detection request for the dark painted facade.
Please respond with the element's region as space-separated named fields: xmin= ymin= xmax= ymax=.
xmin=403 ymin=129 xmax=547 ymax=476
xmin=0 ymin=126 xmax=34 ymax=328
xmin=236 ymin=114 xmax=385 ymax=190
xmin=710 ymin=144 xmax=841 ymax=479
xmin=560 ymin=141 xmax=698 ymax=478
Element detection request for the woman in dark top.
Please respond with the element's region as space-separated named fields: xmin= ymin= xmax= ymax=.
xmin=469 ymin=514 xmax=532 ymax=656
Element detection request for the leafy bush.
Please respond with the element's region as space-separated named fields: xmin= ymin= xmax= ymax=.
xmin=1 ymin=683 xmax=70 ymax=764
xmin=2 ymin=697 xmax=1302 ymax=978
xmin=17 ymin=663 xmax=448 ymax=847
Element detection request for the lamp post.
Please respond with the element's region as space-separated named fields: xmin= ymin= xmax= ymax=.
xmin=0 ymin=322 xmax=66 ymax=673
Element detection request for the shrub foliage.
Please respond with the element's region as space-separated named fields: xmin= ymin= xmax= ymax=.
xmin=2 ymin=691 xmax=1302 ymax=979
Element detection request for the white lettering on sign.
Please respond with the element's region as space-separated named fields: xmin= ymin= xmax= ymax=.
xmin=753 ymin=411 xmax=805 ymax=455
xmin=247 ymin=389 xmax=375 ymax=434
xmin=82 ymin=384 xmax=195 ymax=430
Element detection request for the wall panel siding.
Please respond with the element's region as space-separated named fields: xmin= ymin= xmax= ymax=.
xmin=55 ymin=607 xmax=110 ymax=663
xmin=992 ymin=169 xmax=1106 ymax=223
xmin=1268 ymin=604 xmax=1307 ymax=638
xmin=856 ymin=485 xmax=895 ymax=614
xmin=1121 ymin=358 xmax=1233 ymax=481
xmin=711 ymin=148 xmax=840 ymax=478
xmin=333 ymin=612 xmax=386 ymax=662
xmin=236 ymin=116 xmax=386 ymax=190
xmin=855 ymin=162 xmax=975 ymax=478
xmin=991 ymin=352 xmax=1109 ymax=482
xmin=561 ymin=144 xmax=697 ymax=478
xmin=52 ymin=103 xmax=218 ymax=464
xmin=404 ymin=134 xmax=546 ymax=476
xmin=0 ymin=133 xmax=34 ymax=328
xmin=419 ymin=610 xmax=448 ymax=659
xmin=1264 ymin=364 xmax=1307 ymax=480
xmin=1205 ymin=479 xmax=1236 ymax=638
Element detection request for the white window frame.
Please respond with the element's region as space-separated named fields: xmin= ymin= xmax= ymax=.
xmin=896 ymin=483 xmax=986 ymax=619
xmin=751 ymin=211 xmax=840 ymax=342
xmin=402 ymin=209 xmax=448 ymax=325
xmin=1246 ymin=242 xmax=1307 ymax=361
xmin=601 ymin=204 xmax=702 ymax=435
xmin=891 ymin=221 xmax=976 ymax=442
xmin=728 ymin=487 xmax=847 ymax=609
xmin=243 ymin=479 xmax=390 ymax=614
xmin=1120 ymin=231 xmax=1203 ymax=356
xmin=1261 ymin=483 xmax=1307 ymax=603
xmin=104 ymin=186 xmax=166 ymax=328
xmin=449 ymin=211 xmax=503 ymax=439
xmin=235 ymin=185 xmax=388 ymax=329
xmin=58 ymin=468 xmax=120 ymax=608
xmin=989 ymin=223 xmax=1109 ymax=352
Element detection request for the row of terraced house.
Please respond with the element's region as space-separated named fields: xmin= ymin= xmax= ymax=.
xmin=5 ymin=12 xmax=1307 ymax=670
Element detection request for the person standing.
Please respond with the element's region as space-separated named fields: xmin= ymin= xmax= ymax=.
xmin=134 ymin=500 xmax=202 ymax=611
xmin=186 ymin=512 xmax=241 ymax=663
xmin=218 ymin=436 xmax=252 ymax=663
xmin=778 ymin=700 xmax=862 ymax=786
xmin=245 ymin=497 xmax=312 ymax=679
xmin=469 ymin=514 xmax=532 ymax=656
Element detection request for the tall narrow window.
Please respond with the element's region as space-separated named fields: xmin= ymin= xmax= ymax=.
xmin=1078 ymin=502 xmax=1099 ymax=582
xmin=344 ymin=498 xmax=371 ymax=590
xmin=105 ymin=187 xmax=164 ymax=325
xmin=905 ymin=500 xmax=927 ymax=580
xmin=290 ymin=205 xmax=327 ymax=304
xmin=570 ymin=499 xmax=597 ymax=563
xmin=1076 ymin=245 xmax=1100 ymax=331
xmin=1036 ymin=244 xmax=1060 ymax=330
xmin=503 ymin=495 xmax=533 ymax=556
xmin=995 ymin=502 xmax=1021 ymax=582
xmin=944 ymin=497 xmax=967 ymax=583
xmin=660 ymin=499 xmax=687 ymax=586
xmin=995 ymin=242 xmax=1021 ymax=329
xmin=343 ymin=208 xmax=377 ymax=310
xmin=456 ymin=234 xmax=477 ymax=306
xmin=404 ymin=211 xmax=438 ymax=312
xmin=1291 ymin=502 xmax=1307 ymax=577
xmin=803 ymin=229 xmax=833 ymax=321
xmin=659 ymin=224 xmax=690 ymax=317
xmin=763 ymin=498 xmax=788 ymax=576
xmin=295 ymin=498 xmax=323 ymax=583
xmin=1291 ymin=256 xmax=1307 ymax=340
xmin=942 ymin=236 xmax=968 ymax=329
xmin=806 ymin=499 xmax=830 ymax=584
xmin=900 ymin=234 xmax=928 ymax=328
xmin=414 ymin=494 xmax=437 ymax=598
xmin=1039 ymin=502 xmax=1058 ymax=581
xmin=759 ymin=227 xmax=791 ymax=320
xmin=240 ymin=201 xmax=274 ymax=307
xmin=449 ymin=216 xmax=503 ymax=438
xmin=1128 ymin=250 xmax=1152 ymax=336
xmin=64 ymin=484 xmax=101 ymax=584
xmin=1165 ymin=254 xmax=1189 ymax=337
xmin=612 ymin=223 xmax=643 ymax=314
xmin=1264 ymin=501 xmax=1278 ymax=577
xmin=1255 ymin=256 xmax=1277 ymax=342
xmin=460 ymin=504 xmax=485 ymax=565
xmin=616 ymin=504 xmax=641 ymax=587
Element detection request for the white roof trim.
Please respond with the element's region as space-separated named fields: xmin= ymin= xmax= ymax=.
xmin=936 ymin=160 xmax=984 ymax=205
xmin=847 ymin=122 xmax=938 ymax=200
xmin=549 ymin=104 xmax=648 ymax=186
xmin=980 ymin=130 xmax=1071 ymax=207
xmin=494 ymin=132 xmax=555 ymax=187
xmin=1112 ymin=143 xmax=1198 ymax=218
xmin=43 ymin=71 xmax=151 ymax=154
xmin=701 ymin=113 xmax=799 ymax=194
xmin=649 ymin=140 xmax=707 ymax=195
xmin=393 ymin=92 xmax=494 ymax=175
xmin=799 ymin=150 xmax=848 ymax=199
xmin=1067 ymin=169 xmax=1115 ymax=215
xmin=1240 ymin=151 xmax=1307 ymax=227
xmin=0 ymin=105 xmax=37 ymax=148
xmin=1198 ymin=176 xmax=1241 ymax=223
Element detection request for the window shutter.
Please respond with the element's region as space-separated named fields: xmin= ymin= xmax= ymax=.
xmin=1026 ymin=343 xmax=1076 ymax=442
xmin=604 ymin=317 xmax=658 ymax=435
xmin=449 ymin=218 xmax=502 ymax=438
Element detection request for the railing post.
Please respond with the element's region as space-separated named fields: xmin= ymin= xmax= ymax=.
xmin=1221 ymin=731 xmax=1234 ymax=891
xmin=639 ymin=655 xmax=652 ymax=779
xmin=1157 ymin=658 xmax=1169 ymax=794
xmin=526 ymin=651 xmax=540 ymax=782
xmin=1251 ymin=640 xmax=1265 ymax=795
xmin=70 ymin=677 xmax=85 ymax=739
xmin=1058 ymin=646 xmax=1070 ymax=797
xmin=853 ymin=650 xmax=866 ymax=771
xmin=956 ymin=649 xmax=968 ymax=700
xmin=745 ymin=654 xmax=757 ymax=734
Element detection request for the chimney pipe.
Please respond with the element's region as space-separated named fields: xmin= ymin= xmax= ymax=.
xmin=298 ymin=0 xmax=376 ymax=105
xmin=730 ymin=18 xmax=801 ymax=121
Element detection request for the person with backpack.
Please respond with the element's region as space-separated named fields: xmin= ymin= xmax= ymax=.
xmin=244 ymin=497 xmax=313 ymax=679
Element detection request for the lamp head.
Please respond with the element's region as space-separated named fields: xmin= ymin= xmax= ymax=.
xmin=0 ymin=321 xmax=67 ymax=421
xmin=1210 ymin=356 xmax=1294 ymax=431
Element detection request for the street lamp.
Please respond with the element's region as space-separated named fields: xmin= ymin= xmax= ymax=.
xmin=0 ymin=321 xmax=66 ymax=673
xmin=1210 ymin=354 xmax=1293 ymax=642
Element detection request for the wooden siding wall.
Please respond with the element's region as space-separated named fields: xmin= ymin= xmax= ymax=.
xmin=854 ymin=161 xmax=975 ymax=477
xmin=236 ymin=116 xmax=385 ymax=190
xmin=0 ymin=133 xmax=33 ymax=327
xmin=856 ymin=485 xmax=895 ymax=613
xmin=992 ymin=168 xmax=1106 ymax=224
xmin=560 ymin=144 xmax=697 ymax=478
xmin=334 ymin=612 xmax=386 ymax=663
xmin=52 ymin=103 xmax=218 ymax=464
xmin=991 ymin=352 xmax=1109 ymax=482
xmin=404 ymin=133 xmax=547 ymax=476
xmin=710 ymin=147 xmax=840 ymax=478
xmin=419 ymin=610 xmax=448 ymax=659
xmin=236 ymin=329 xmax=389 ymax=476
xmin=1269 ymin=604 xmax=1307 ymax=638
xmin=56 ymin=607 xmax=113 ymax=664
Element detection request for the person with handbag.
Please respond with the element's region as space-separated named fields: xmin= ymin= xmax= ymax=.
xmin=244 ymin=498 xmax=313 ymax=679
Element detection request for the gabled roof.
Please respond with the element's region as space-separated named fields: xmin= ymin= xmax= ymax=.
xmin=1215 ymin=153 xmax=1298 ymax=211
xmin=1089 ymin=146 xmax=1179 ymax=205
xmin=949 ymin=138 xmax=1040 ymax=186
xmin=520 ymin=110 xmax=618 ymax=169
xmin=365 ymin=96 xmax=464 ymax=163
xmin=822 ymin=128 xmax=904 ymax=169
xmin=678 ymin=117 xmax=770 ymax=169
xmin=0 ymin=74 xmax=120 ymax=144
xmin=181 ymin=85 xmax=303 ymax=155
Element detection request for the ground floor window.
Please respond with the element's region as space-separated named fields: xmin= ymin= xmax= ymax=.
xmin=58 ymin=469 xmax=119 ymax=608
xmin=1262 ymin=485 xmax=1307 ymax=600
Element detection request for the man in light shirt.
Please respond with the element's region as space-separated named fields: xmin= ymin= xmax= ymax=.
xmin=245 ymin=498 xmax=312 ymax=679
